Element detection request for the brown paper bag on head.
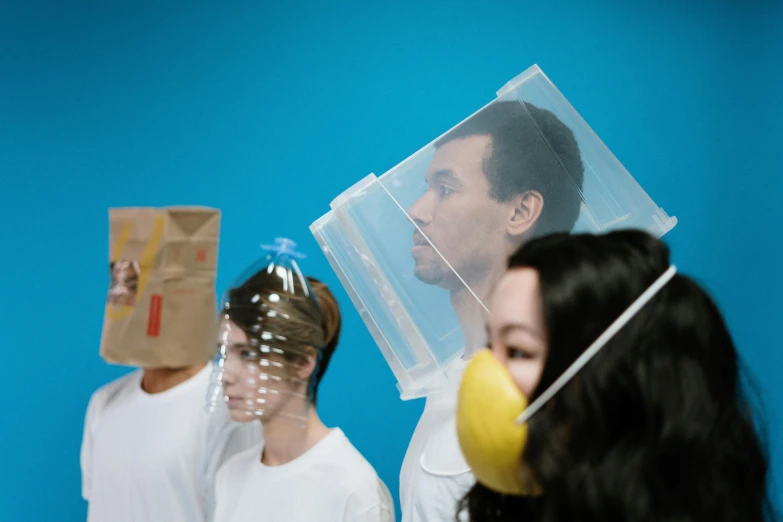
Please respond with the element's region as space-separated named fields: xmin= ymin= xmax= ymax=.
xmin=100 ymin=206 xmax=221 ymax=368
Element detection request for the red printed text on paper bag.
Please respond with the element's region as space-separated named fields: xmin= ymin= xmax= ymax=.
xmin=147 ymin=294 xmax=163 ymax=337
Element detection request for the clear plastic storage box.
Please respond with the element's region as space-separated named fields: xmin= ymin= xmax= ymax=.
xmin=311 ymin=65 xmax=676 ymax=400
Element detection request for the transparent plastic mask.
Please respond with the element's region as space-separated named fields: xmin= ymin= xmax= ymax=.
xmin=206 ymin=238 xmax=324 ymax=424
xmin=310 ymin=65 xmax=677 ymax=400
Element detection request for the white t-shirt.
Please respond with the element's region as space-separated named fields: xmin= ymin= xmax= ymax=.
xmin=214 ymin=428 xmax=394 ymax=522
xmin=80 ymin=364 xmax=262 ymax=522
xmin=400 ymin=362 xmax=475 ymax=522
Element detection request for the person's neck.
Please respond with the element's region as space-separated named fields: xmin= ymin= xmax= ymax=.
xmin=260 ymin=406 xmax=331 ymax=466
xmin=141 ymin=364 xmax=206 ymax=394
xmin=450 ymin=269 xmax=502 ymax=357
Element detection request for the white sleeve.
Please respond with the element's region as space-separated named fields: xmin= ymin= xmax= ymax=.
xmin=349 ymin=505 xmax=395 ymax=522
xmin=346 ymin=480 xmax=395 ymax=522
xmin=80 ymin=375 xmax=130 ymax=503
xmin=211 ymin=460 xmax=229 ymax=522
xmin=80 ymin=390 xmax=103 ymax=501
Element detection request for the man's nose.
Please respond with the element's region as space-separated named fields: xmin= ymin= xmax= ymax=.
xmin=408 ymin=190 xmax=434 ymax=226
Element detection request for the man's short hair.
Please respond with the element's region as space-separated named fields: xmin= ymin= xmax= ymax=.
xmin=435 ymin=101 xmax=584 ymax=236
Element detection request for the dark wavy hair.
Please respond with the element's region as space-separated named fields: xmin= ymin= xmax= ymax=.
xmin=458 ymin=230 xmax=775 ymax=522
xmin=435 ymin=100 xmax=584 ymax=236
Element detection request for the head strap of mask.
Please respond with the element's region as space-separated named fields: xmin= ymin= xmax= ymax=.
xmin=516 ymin=265 xmax=677 ymax=425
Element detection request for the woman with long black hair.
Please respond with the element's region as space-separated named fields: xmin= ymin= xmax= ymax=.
xmin=457 ymin=230 xmax=775 ymax=522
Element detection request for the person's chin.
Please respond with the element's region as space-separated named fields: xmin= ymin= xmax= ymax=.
xmin=413 ymin=264 xmax=444 ymax=286
xmin=227 ymin=399 xmax=253 ymax=421
xmin=229 ymin=410 xmax=253 ymax=423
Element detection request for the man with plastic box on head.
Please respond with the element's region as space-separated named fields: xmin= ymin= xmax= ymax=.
xmin=310 ymin=65 xmax=676 ymax=521
xmin=81 ymin=207 xmax=262 ymax=522
xmin=207 ymin=238 xmax=394 ymax=522
xmin=406 ymin=99 xmax=585 ymax=357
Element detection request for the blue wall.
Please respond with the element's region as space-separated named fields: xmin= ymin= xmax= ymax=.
xmin=1 ymin=1 xmax=780 ymax=520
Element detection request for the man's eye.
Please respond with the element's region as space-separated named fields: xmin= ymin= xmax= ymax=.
xmin=438 ymin=185 xmax=454 ymax=197
xmin=241 ymin=350 xmax=258 ymax=361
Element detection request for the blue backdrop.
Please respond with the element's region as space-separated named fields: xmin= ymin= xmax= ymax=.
xmin=1 ymin=1 xmax=780 ymax=520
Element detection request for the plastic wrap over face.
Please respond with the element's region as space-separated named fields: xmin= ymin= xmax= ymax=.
xmin=310 ymin=65 xmax=677 ymax=400
xmin=206 ymin=238 xmax=325 ymax=423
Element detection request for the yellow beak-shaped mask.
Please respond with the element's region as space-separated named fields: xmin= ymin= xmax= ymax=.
xmin=456 ymin=350 xmax=542 ymax=496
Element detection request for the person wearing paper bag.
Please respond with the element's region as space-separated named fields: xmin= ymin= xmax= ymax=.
xmin=81 ymin=207 xmax=261 ymax=522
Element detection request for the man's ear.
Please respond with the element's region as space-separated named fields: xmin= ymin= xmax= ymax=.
xmin=507 ymin=190 xmax=544 ymax=238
